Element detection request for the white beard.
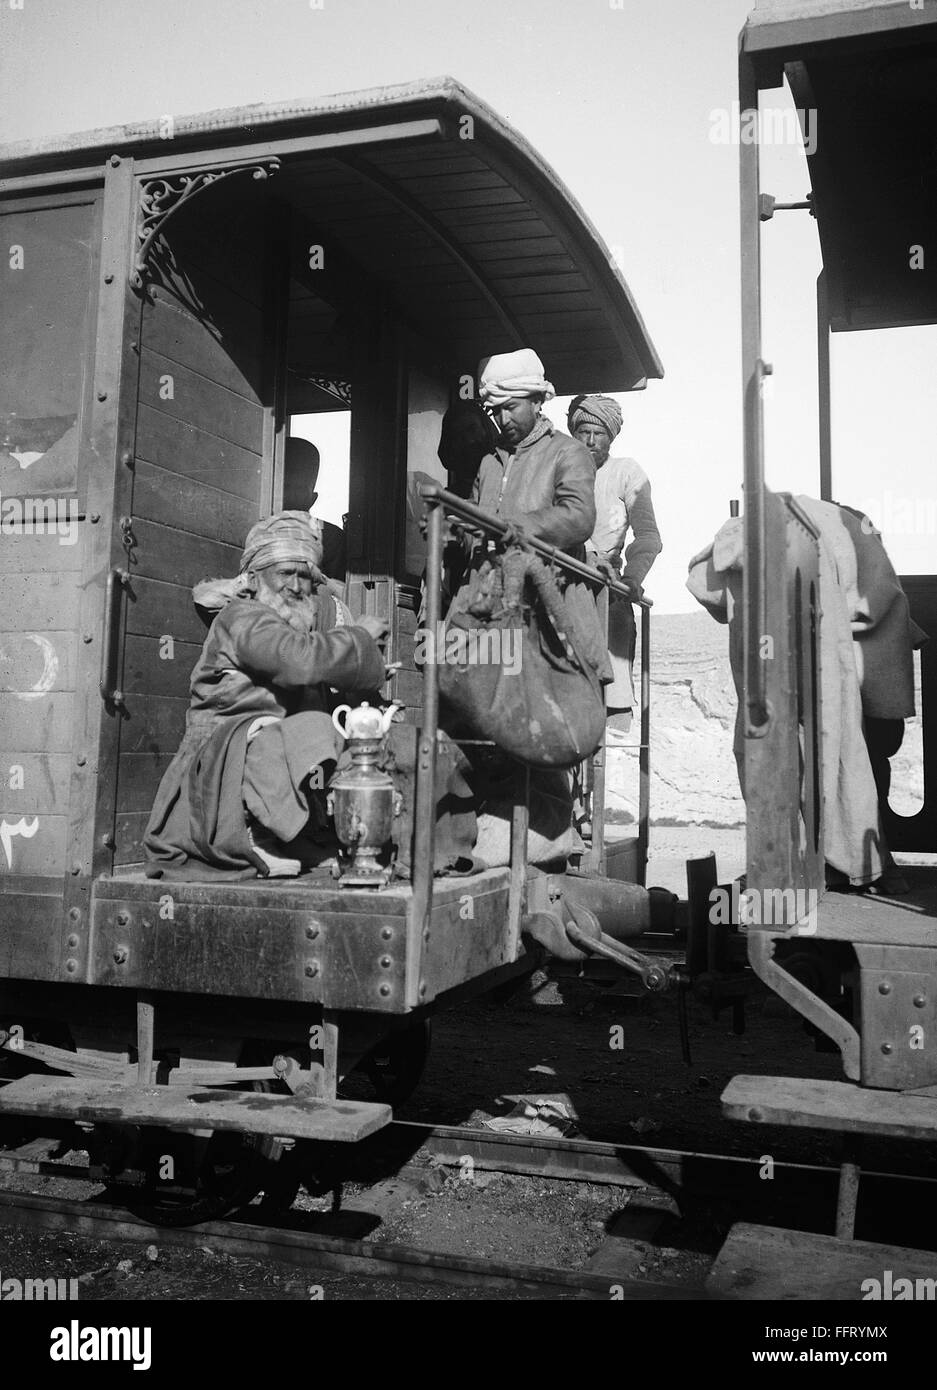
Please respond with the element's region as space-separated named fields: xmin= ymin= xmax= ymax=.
xmin=260 ymin=590 xmax=322 ymax=634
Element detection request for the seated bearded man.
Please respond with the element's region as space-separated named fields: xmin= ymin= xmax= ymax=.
xmin=144 ymin=511 xmax=388 ymax=880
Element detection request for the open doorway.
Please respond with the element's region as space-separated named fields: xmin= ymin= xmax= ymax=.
xmin=284 ymin=275 xmax=351 ymax=583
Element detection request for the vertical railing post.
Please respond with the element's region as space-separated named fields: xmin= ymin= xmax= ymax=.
xmin=507 ymin=763 xmax=530 ymax=958
xmin=817 ymin=269 xmax=832 ymax=501
xmin=637 ymin=603 xmax=651 ymax=887
xmin=740 ymin=51 xmax=770 ymax=739
xmin=407 ymin=501 xmax=442 ymax=1006
xmin=582 ymin=585 xmax=608 ymax=875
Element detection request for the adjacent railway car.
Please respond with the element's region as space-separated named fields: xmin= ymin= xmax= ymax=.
xmin=718 ymin=0 xmax=937 ymax=1270
xmin=0 ymin=82 xmax=667 ymax=1221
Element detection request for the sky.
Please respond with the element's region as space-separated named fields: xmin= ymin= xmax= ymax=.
xmin=2 ymin=0 xmax=934 ymax=613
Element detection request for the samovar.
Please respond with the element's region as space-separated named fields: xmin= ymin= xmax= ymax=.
xmin=327 ymin=701 xmax=403 ymax=887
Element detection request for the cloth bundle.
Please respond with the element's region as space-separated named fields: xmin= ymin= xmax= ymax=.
xmin=438 ymin=547 xmax=606 ymax=769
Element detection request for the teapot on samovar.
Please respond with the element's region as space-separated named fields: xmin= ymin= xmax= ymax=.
xmin=327 ymin=701 xmax=403 ymax=886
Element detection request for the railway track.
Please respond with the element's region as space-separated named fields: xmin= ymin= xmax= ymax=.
xmin=1 ymin=1121 xmax=936 ymax=1299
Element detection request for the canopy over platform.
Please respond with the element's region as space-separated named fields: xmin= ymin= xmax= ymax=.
xmin=0 ymin=78 xmax=662 ymax=393
xmin=743 ymin=1 xmax=937 ymax=330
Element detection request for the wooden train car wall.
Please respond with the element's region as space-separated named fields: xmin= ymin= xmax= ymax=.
xmin=1 ymin=190 xmax=102 ymax=975
xmin=113 ymin=187 xmax=278 ymax=869
xmin=1 ymin=163 xmax=450 ymax=977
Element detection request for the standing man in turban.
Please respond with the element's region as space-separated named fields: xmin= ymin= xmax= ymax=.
xmin=474 ymin=349 xmax=596 ymax=552
xmin=568 ymin=394 xmax=662 ymax=732
xmin=144 ymin=511 xmax=389 ymax=880
xmin=470 ymin=346 xmax=609 ymax=671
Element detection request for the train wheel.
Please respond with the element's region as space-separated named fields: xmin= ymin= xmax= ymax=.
xmin=120 ymin=1111 xmax=292 ymax=1229
xmin=352 ymin=1018 xmax=432 ymax=1107
xmin=121 ymin=1051 xmax=296 ymax=1227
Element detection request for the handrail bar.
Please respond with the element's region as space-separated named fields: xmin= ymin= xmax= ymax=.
xmin=418 ymin=482 xmax=652 ymax=609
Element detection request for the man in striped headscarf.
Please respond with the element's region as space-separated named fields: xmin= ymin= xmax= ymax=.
xmin=144 ymin=511 xmax=389 ymax=879
xmin=568 ymin=393 xmax=662 ymax=732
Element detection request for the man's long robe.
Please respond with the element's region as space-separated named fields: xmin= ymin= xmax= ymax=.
xmin=144 ymin=598 xmax=384 ymax=879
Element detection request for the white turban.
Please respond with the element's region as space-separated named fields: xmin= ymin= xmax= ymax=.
xmin=477 ymin=349 xmax=555 ymax=406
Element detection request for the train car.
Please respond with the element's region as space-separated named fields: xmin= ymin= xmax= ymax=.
xmin=713 ymin=0 xmax=937 ymax=1289
xmin=0 ymin=81 xmax=670 ymax=1223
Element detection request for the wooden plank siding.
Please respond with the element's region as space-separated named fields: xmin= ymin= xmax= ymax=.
xmin=0 ymin=522 xmax=84 ymax=892
xmin=130 ymin=459 xmax=257 ymax=549
xmin=113 ymin=199 xmax=273 ymax=867
xmin=122 ymin=632 xmax=201 ymax=700
xmin=134 ymin=404 xmax=263 ymax=502
xmin=137 ymin=350 xmax=264 ymax=454
xmin=124 ymin=575 xmax=211 ymax=647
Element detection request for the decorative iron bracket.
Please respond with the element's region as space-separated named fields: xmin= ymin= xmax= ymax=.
xmin=305 ymin=376 xmax=352 ymax=407
xmin=130 ymin=157 xmax=281 ymax=291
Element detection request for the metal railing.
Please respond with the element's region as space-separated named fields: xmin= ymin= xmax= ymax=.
xmin=410 ymin=482 xmax=652 ymax=955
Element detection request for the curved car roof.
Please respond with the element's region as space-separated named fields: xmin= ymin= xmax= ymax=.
xmin=0 ymin=78 xmax=662 ymax=393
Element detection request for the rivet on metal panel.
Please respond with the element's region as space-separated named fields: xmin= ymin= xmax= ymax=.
xmin=113 ymin=946 xmax=128 ymax=965
xmin=76 ymin=755 xmax=86 ymax=766
xmin=90 ymin=513 xmax=100 ymax=523
xmin=878 ymin=982 xmax=891 ymax=996
xmin=70 ymin=863 xmax=82 ymax=876
xmin=419 ymin=981 xmax=427 ymax=998
xmin=65 ymin=959 xmax=78 ymax=975
xmin=881 ymin=1042 xmax=893 ymax=1056
xmin=306 ymin=922 xmax=320 ymax=940
xmin=103 ymin=273 xmax=114 ymax=284
xmin=97 ymin=390 xmax=108 ymax=402
xmin=68 ymin=907 xmax=80 ymax=922
xmin=121 ymin=449 xmax=134 ymax=466
xmin=380 ymin=926 xmax=393 ymax=940
xmin=102 ymin=833 xmax=116 ymax=849
xmin=378 ymin=983 xmax=391 ymax=997
xmin=116 ymin=911 xmax=129 ymax=926
xmin=748 ymin=1107 xmax=763 ymax=1122
xmin=82 ymin=633 xmax=93 ymax=644
xmin=66 ymin=934 xmax=79 ymax=949
xmin=379 ymin=955 xmax=392 ymax=969
xmin=305 ymin=961 xmax=319 ymax=979
xmin=913 ymin=994 xmax=926 ymax=1008
xmin=423 ymin=930 xmax=430 ymax=944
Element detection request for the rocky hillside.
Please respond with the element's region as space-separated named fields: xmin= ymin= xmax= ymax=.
xmin=605 ymin=611 xmax=924 ymax=830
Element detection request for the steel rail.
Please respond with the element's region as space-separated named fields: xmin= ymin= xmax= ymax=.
xmin=2 ymin=1125 xmax=936 ymax=1299
xmin=385 ymin=1122 xmax=937 ymax=1204
xmin=0 ymin=1189 xmax=693 ymax=1300
xmin=5 ymin=1120 xmax=937 ymax=1207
